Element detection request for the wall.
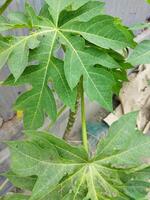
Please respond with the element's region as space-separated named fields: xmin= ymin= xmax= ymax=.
xmin=105 ymin=0 xmax=150 ymax=26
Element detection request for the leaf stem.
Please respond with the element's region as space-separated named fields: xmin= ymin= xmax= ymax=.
xmin=0 ymin=0 xmax=13 ymax=15
xmin=81 ymin=78 xmax=88 ymax=152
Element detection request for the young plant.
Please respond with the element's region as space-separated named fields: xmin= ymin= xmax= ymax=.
xmin=0 ymin=0 xmax=150 ymax=199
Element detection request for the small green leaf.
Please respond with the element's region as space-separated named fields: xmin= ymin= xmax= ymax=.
xmin=127 ymin=40 xmax=150 ymax=65
xmin=4 ymin=171 xmax=36 ymax=191
xmin=8 ymin=39 xmax=29 ymax=80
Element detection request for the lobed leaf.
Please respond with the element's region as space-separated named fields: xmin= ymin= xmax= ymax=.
xmin=5 ymin=112 xmax=150 ymax=199
xmin=127 ymin=40 xmax=150 ymax=65
xmin=0 ymin=0 xmax=135 ymax=129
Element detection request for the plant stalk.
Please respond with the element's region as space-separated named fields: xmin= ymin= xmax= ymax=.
xmin=81 ymin=79 xmax=88 ymax=152
xmin=63 ymin=85 xmax=80 ymax=140
xmin=0 ymin=0 xmax=13 ymax=15
xmin=63 ymin=100 xmax=79 ymax=140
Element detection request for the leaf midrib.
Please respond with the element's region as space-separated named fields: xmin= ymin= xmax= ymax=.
xmin=0 ymin=29 xmax=55 ymax=57
xmin=89 ymin=166 xmax=99 ymax=200
xmin=61 ymin=29 xmax=129 ymax=47
xmin=10 ymin=143 xmax=84 ymax=167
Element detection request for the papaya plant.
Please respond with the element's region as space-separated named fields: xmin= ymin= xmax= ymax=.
xmin=0 ymin=0 xmax=150 ymax=199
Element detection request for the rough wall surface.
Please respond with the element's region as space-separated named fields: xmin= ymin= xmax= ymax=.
xmin=105 ymin=0 xmax=150 ymax=26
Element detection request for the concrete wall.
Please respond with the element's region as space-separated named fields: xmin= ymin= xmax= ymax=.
xmin=105 ymin=0 xmax=150 ymax=26
xmin=0 ymin=0 xmax=150 ymax=120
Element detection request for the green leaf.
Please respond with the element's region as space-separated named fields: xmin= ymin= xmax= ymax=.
xmin=45 ymin=0 xmax=73 ymax=25
xmin=4 ymin=33 xmax=58 ymax=129
xmin=111 ymin=68 xmax=128 ymax=95
xmin=1 ymin=194 xmax=29 ymax=200
xmin=49 ymin=58 xmax=77 ymax=110
xmin=39 ymin=3 xmax=53 ymax=20
xmin=127 ymin=40 xmax=150 ymax=65
xmin=6 ymin=112 xmax=150 ymax=199
xmin=4 ymin=171 xmax=36 ymax=191
xmin=0 ymin=47 xmax=12 ymax=70
xmin=62 ymin=15 xmax=136 ymax=51
xmin=59 ymin=1 xmax=105 ymax=26
xmin=8 ymin=131 xmax=88 ymax=200
xmin=0 ymin=16 xmax=27 ymax=32
xmin=7 ymin=38 xmax=29 ymax=80
xmin=45 ymin=0 xmax=95 ymax=25
xmin=130 ymin=22 xmax=150 ymax=31
xmin=0 ymin=1 xmax=136 ymax=128
xmin=25 ymin=3 xmax=39 ymax=27
xmin=0 ymin=35 xmax=40 ymax=80
xmin=62 ymin=35 xmax=121 ymax=87
xmin=61 ymin=35 xmax=117 ymax=110
xmin=7 ymin=11 xmax=29 ymax=25
xmin=84 ymin=67 xmax=115 ymax=111
xmin=96 ymin=112 xmax=150 ymax=168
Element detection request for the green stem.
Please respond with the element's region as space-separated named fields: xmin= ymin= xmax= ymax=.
xmin=81 ymin=79 xmax=88 ymax=152
xmin=63 ymin=85 xmax=80 ymax=140
xmin=0 ymin=0 xmax=13 ymax=15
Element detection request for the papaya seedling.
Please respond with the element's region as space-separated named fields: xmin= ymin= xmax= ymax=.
xmin=0 ymin=0 xmax=150 ymax=199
